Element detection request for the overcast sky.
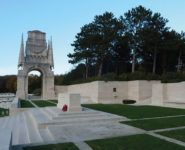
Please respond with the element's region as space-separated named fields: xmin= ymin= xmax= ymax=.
xmin=0 ymin=0 xmax=185 ymax=75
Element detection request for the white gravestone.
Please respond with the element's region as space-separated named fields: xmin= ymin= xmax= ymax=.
xmin=57 ymin=93 xmax=82 ymax=112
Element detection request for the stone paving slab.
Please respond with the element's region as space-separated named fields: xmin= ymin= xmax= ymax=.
xmin=48 ymin=122 xmax=145 ymax=143
xmin=151 ymin=126 xmax=185 ymax=133
xmin=130 ymin=114 xmax=185 ymax=121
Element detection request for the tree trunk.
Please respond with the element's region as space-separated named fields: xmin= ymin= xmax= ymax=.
xmin=98 ymin=61 xmax=103 ymax=77
xmin=162 ymin=50 xmax=167 ymax=74
xmin=85 ymin=58 xmax=89 ymax=79
xmin=177 ymin=50 xmax=182 ymax=72
xmin=132 ymin=48 xmax=136 ymax=73
xmin=153 ymin=47 xmax=157 ymax=73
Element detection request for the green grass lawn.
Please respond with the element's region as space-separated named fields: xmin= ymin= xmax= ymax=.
xmin=82 ymin=104 xmax=185 ymax=119
xmin=32 ymin=100 xmax=57 ymax=107
xmin=48 ymin=100 xmax=58 ymax=103
xmin=157 ymin=128 xmax=185 ymax=143
xmin=86 ymin=134 xmax=185 ymax=150
xmin=0 ymin=108 xmax=9 ymax=117
xmin=23 ymin=142 xmax=79 ymax=150
xmin=122 ymin=116 xmax=185 ymax=130
xmin=20 ymin=100 xmax=34 ymax=108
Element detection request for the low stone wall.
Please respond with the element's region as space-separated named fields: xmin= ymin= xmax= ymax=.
xmin=55 ymin=82 xmax=99 ymax=103
xmin=55 ymin=80 xmax=157 ymax=104
xmin=55 ymin=86 xmax=68 ymax=96
xmin=55 ymin=80 xmax=185 ymax=107
xmin=151 ymin=84 xmax=166 ymax=106
xmin=165 ymin=82 xmax=185 ymax=103
xmin=98 ymin=81 xmax=128 ymax=104
xmin=127 ymin=80 xmax=160 ymax=104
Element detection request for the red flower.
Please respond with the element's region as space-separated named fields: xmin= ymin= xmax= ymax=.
xmin=62 ymin=104 xmax=68 ymax=112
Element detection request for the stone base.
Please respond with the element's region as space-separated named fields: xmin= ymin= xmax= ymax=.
xmin=57 ymin=104 xmax=82 ymax=112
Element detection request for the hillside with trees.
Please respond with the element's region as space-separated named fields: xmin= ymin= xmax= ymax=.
xmin=1 ymin=5 xmax=185 ymax=92
xmin=64 ymin=6 xmax=185 ymax=84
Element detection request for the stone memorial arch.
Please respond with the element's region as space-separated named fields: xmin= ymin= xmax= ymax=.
xmin=16 ymin=30 xmax=55 ymax=100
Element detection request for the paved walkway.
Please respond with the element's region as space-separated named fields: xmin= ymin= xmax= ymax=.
xmin=147 ymin=132 xmax=185 ymax=147
xmin=74 ymin=142 xmax=93 ymax=150
xmin=46 ymin=100 xmax=57 ymax=105
xmin=29 ymin=100 xmax=38 ymax=108
xmin=150 ymin=126 xmax=185 ymax=133
xmin=130 ymin=114 xmax=185 ymax=121
xmin=7 ymin=105 xmax=185 ymax=150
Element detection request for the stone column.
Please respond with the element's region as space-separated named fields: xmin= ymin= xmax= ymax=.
xmin=42 ymin=71 xmax=55 ymax=100
xmin=16 ymin=70 xmax=27 ymax=99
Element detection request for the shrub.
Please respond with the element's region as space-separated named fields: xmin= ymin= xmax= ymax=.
xmin=123 ymin=99 xmax=136 ymax=104
xmin=127 ymin=71 xmax=146 ymax=80
xmin=101 ymin=73 xmax=118 ymax=81
xmin=146 ymin=73 xmax=160 ymax=80
xmin=161 ymin=72 xmax=185 ymax=83
xmin=119 ymin=73 xmax=129 ymax=81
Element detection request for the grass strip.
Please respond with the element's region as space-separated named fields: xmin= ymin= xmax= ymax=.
xmin=82 ymin=104 xmax=185 ymax=119
xmin=122 ymin=116 xmax=185 ymax=130
xmin=32 ymin=100 xmax=57 ymax=107
xmin=20 ymin=100 xmax=34 ymax=108
xmin=157 ymin=128 xmax=185 ymax=143
xmin=0 ymin=108 xmax=9 ymax=117
xmin=86 ymin=134 xmax=185 ymax=150
xmin=48 ymin=100 xmax=58 ymax=103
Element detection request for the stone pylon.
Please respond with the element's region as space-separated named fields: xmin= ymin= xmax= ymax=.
xmin=16 ymin=30 xmax=55 ymax=100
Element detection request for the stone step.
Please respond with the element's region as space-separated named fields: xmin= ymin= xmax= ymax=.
xmin=16 ymin=113 xmax=30 ymax=145
xmin=44 ymin=107 xmax=58 ymax=116
xmin=24 ymin=111 xmax=43 ymax=144
xmin=52 ymin=113 xmax=107 ymax=120
xmin=0 ymin=117 xmax=8 ymax=128
xmin=38 ymin=115 xmax=123 ymax=129
xmin=45 ymin=107 xmax=98 ymax=116
xmin=12 ymin=114 xmax=20 ymax=145
xmin=0 ymin=128 xmax=12 ymax=150
xmin=40 ymin=108 xmax=55 ymax=120
xmin=39 ymin=128 xmax=55 ymax=142
xmin=6 ymin=115 xmax=16 ymax=130
xmin=29 ymin=108 xmax=50 ymax=126
xmin=29 ymin=107 xmax=124 ymax=129
xmin=42 ymin=107 xmax=107 ymax=120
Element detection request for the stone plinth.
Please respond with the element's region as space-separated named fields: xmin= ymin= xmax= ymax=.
xmin=57 ymin=93 xmax=82 ymax=112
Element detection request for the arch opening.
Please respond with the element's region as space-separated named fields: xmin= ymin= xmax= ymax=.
xmin=27 ymin=70 xmax=43 ymax=100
